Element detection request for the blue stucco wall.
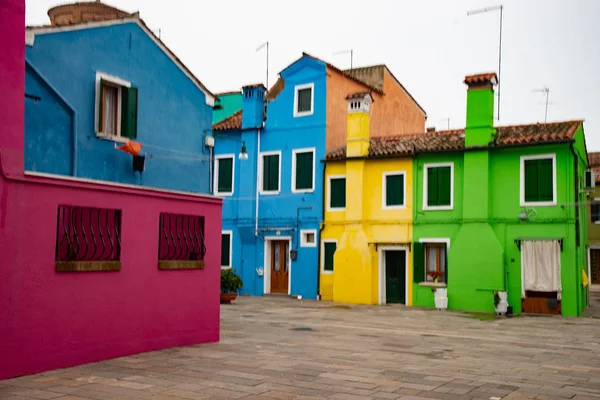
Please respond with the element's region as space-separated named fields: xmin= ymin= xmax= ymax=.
xmin=215 ymin=56 xmax=327 ymax=299
xmin=25 ymin=22 xmax=213 ymax=193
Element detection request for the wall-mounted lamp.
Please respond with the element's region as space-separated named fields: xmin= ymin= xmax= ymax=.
xmin=239 ymin=141 xmax=248 ymax=160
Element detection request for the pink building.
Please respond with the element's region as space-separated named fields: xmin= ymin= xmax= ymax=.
xmin=0 ymin=0 xmax=221 ymax=380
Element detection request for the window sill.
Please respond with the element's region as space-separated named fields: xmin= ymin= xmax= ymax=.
xmin=520 ymin=201 xmax=557 ymax=207
xmin=215 ymin=192 xmax=234 ymax=197
xmin=97 ymin=134 xmax=129 ymax=144
xmin=423 ymin=206 xmax=453 ymax=211
xmin=321 ymin=270 xmax=333 ymax=275
xmin=294 ymin=111 xmax=314 ymax=118
xmin=327 ymin=208 xmax=346 ymax=212
xmin=418 ymin=282 xmax=447 ymax=288
xmin=292 ymin=189 xmax=315 ymax=194
xmin=158 ymin=260 xmax=205 ymax=270
xmin=56 ymin=261 xmax=121 ymax=272
xmin=383 ymin=205 xmax=406 ymax=210
xmin=260 ymin=191 xmax=280 ymax=196
xmin=300 ymin=243 xmax=317 ymax=248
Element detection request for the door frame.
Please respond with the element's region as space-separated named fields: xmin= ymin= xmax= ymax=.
xmin=378 ymin=246 xmax=408 ymax=305
xmin=263 ymin=236 xmax=292 ymax=295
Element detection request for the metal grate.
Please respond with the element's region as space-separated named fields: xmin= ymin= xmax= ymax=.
xmin=158 ymin=213 xmax=206 ymax=261
xmin=55 ymin=205 xmax=122 ymax=262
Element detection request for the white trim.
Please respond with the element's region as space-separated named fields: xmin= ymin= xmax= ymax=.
xmin=293 ymin=83 xmax=314 ymax=117
xmin=423 ymin=162 xmax=454 ymax=211
xmin=263 ymin=236 xmax=292 ymax=295
xmin=320 ymin=239 xmax=338 ymax=275
xmin=291 ymin=147 xmax=316 ymax=193
xmin=519 ymin=153 xmax=557 ymax=207
xmin=221 ymin=230 xmax=233 ymax=269
xmin=214 ymin=154 xmax=235 ymax=196
xmin=94 ymin=72 xmax=132 ymax=138
xmin=594 ymin=197 xmax=600 ymax=224
xmin=25 ymin=31 xmax=35 ymax=46
xmin=418 ymin=238 xmax=451 ymax=284
xmin=378 ymin=246 xmax=409 ymax=305
xmin=259 ymin=151 xmax=282 ymax=195
xmin=27 ymin=19 xmax=215 ymax=106
xmin=327 ymin=175 xmax=346 ymax=212
xmin=382 ymin=170 xmax=407 ymax=210
xmin=300 ymin=229 xmax=317 ymax=248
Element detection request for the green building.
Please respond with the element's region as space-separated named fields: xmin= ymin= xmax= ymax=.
xmin=212 ymin=91 xmax=242 ymax=124
xmin=407 ymin=73 xmax=589 ymax=316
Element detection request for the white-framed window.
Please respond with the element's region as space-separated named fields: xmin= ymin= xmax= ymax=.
xmin=259 ymin=151 xmax=281 ymax=194
xmin=292 ymin=147 xmax=316 ymax=193
xmin=520 ymin=153 xmax=557 ymax=207
xmin=214 ymin=154 xmax=234 ymax=196
xmin=94 ymin=72 xmax=137 ymax=142
xmin=423 ymin=162 xmax=454 ymax=211
xmin=221 ymin=230 xmax=232 ymax=269
xmin=382 ymin=171 xmax=406 ymax=210
xmin=321 ymin=239 xmax=337 ymax=274
xmin=327 ymin=175 xmax=346 ymax=211
xmin=417 ymin=238 xmax=450 ymax=284
xmin=300 ymin=229 xmax=317 ymax=247
xmin=294 ymin=83 xmax=314 ymax=117
xmin=591 ymin=197 xmax=600 ymax=224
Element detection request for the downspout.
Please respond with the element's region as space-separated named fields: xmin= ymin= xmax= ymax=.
xmin=317 ymin=160 xmax=326 ymax=300
xmin=208 ymin=146 xmax=213 ymax=194
xmin=295 ymin=206 xmax=314 ymax=249
xmin=254 ymin=128 xmax=261 ymax=236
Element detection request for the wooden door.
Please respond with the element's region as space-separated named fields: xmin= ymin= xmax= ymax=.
xmin=270 ymin=240 xmax=289 ymax=294
xmin=591 ymin=249 xmax=600 ymax=284
xmin=385 ymin=250 xmax=406 ymax=304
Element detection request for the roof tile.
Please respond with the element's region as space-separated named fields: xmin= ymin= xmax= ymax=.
xmin=212 ymin=110 xmax=242 ymax=131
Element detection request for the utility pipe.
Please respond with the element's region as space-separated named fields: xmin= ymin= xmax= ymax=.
xmin=254 ymin=128 xmax=261 ymax=236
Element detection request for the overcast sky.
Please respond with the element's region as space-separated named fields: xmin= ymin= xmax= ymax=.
xmin=26 ymin=0 xmax=600 ymax=150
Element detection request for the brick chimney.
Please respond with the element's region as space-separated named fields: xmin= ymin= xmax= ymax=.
xmin=47 ymin=1 xmax=135 ymax=26
xmin=464 ymin=72 xmax=497 ymax=147
xmin=426 ymin=127 xmax=435 ymax=133
xmin=345 ymin=92 xmax=372 ymax=157
xmin=241 ymin=84 xmax=266 ymax=130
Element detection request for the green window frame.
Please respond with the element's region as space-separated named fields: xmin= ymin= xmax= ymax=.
xmin=261 ymin=153 xmax=280 ymax=192
xmin=383 ymin=172 xmax=405 ymax=208
xmin=425 ymin=164 xmax=452 ymax=208
xmin=221 ymin=232 xmax=231 ymax=268
xmin=522 ymin=155 xmax=555 ymax=205
xmin=216 ymin=156 xmax=234 ymax=194
xmin=293 ymin=149 xmax=314 ymax=192
xmin=322 ymin=241 xmax=337 ymax=272
xmin=329 ymin=177 xmax=346 ymax=210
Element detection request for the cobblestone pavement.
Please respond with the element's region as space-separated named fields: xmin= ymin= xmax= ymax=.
xmin=2 ymin=296 xmax=600 ymax=400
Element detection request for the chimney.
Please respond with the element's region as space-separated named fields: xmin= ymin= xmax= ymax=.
xmin=464 ymin=72 xmax=497 ymax=147
xmin=426 ymin=127 xmax=435 ymax=133
xmin=346 ymin=92 xmax=373 ymax=157
xmin=241 ymin=84 xmax=266 ymax=130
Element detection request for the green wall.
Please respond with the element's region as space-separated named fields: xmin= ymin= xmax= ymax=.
xmin=213 ymin=92 xmax=242 ymax=124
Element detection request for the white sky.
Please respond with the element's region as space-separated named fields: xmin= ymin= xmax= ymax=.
xmin=26 ymin=0 xmax=600 ymax=150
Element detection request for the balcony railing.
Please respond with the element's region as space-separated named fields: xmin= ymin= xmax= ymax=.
xmin=158 ymin=213 xmax=206 ymax=270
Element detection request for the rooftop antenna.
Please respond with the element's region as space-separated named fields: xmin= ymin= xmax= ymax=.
xmin=439 ymin=118 xmax=450 ymax=130
xmin=532 ymin=86 xmax=550 ymax=122
xmin=333 ymin=49 xmax=353 ymax=70
xmin=256 ymin=41 xmax=269 ymax=89
xmin=467 ymin=5 xmax=503 ymax=120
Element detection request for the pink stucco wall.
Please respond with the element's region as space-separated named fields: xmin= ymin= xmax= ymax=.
xmin=0 ymin=0 xmax=222 ymax=380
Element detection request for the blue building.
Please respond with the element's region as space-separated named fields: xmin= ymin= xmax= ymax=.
xmin=213 ymin=53 xmax=426 ymax=299
xmin=24 ymin=1 xmax=215 ymax=193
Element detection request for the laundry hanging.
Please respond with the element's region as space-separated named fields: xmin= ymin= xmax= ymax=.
xmin=521 ymin=240 xmax=561 ymax=297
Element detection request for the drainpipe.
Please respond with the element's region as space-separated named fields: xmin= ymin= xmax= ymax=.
xmin=208 ymin=146 xmax=213 ymax=194
xmin=295 ymin=205 xmax=314 ymax=249
xmin=254 ymin=128 xmax=261 ymax=236
xmin=71 ymin=110 xmax=77 ymax=176
xmin=316 ymin=160 xmax=326 ymax=300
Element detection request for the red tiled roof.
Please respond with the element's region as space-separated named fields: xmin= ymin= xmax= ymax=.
xmin=325 ymin=120 xmax=582 ymax=160
xmin=346 ymin=92 xmax=372 ymax=100
xmin=212 ymin=110 xmax=242 ymax=131
xmin=464 ymin=72 xmax=498 ymax=85
xmin=589 ymin=152 xmax=600 ymax=183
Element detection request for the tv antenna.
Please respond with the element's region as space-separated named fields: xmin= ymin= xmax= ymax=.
xmin=256 ymin=41 xmax=269 ymax=89
xmin=532 ymin=86 xmax=550 ymax=122
xmin=333 ymin=49 xmax=353 ymax=70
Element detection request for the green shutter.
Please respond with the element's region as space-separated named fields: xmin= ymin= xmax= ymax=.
xmin=413 ymin=242 xmax=424 ymax=283
xmin=330 ymin=178 xmax=346 ymax=208
xmin=524 ymin=159 xmax=539 ymax=202
xmin=121 ymin=86 xmax=138 ymax=139
xmin=297 ymin=88 xmax=312 ymax=113
xmin=262 ymin=155 xmax=270 ymax=191
xmin=98 ymin=80 xmax=105 ymax=131
xmin=592 ymin=202 xmax=600 ymax=222
xmin=537 ymin=158 xmax=553 ymax=201
xmin=262 ymin=154 xmax=279 ymax=191
xmin=324 ymin=242 xmax=336 ymax=272
xmin=295 ymin=151 xmax=313 ymax=190
xmin=385 ymin=174 xmax=404 ymax=206
xmin=217 ymin=158 xmax=233 ymax=193
xmin=221 ymin=234 xmax=230 ymax=267
xmin=427 ymin=167 xmax=438 ymax=206
xmin=437 ymin=166 xmax=451 ymax=206
xmin=443 ymin=243 xmax=448 ymax=284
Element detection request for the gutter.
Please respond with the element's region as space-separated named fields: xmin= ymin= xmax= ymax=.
xmin=316 ymin=161 xmax=326 ymax=301
xmin=254 ymin=128 xmax=261 ymax=237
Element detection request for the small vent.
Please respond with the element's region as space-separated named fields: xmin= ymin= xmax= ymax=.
xmin=585 ymin=170 xmax=596 ymax=191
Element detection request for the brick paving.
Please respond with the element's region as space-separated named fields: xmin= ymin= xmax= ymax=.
xmin=2 ymin=296 xmax=600 ymax=400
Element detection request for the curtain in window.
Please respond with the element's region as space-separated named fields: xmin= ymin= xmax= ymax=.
xmin=103 ymin=85 xmax=118 ymax=135
xmin=521 ymin=240 xmax=561 ymax=297
xmin=426 ymin=246 xmax=437 ymax=278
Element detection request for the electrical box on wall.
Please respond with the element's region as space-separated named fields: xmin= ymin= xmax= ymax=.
xmin=290 ymin=249 xmax=297 ymax=260
xmin=204 ymin=136 xmax=214 ymax=148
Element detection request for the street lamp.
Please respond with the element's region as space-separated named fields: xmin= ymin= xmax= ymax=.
xmin=239 ymin=141 xmax=248 ymax=160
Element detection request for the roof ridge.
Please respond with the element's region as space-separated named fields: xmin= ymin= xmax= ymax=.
xmin=212 ymin=109 xmax=242 ymax=130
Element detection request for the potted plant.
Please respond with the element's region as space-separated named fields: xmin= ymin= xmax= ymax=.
xmin=494 ymin=291 xmax=508 ymax=315
xmin=220 ymin=268 xmax=243 ymax=304
xmin=428 ymin=272 xmax=448 ymax=311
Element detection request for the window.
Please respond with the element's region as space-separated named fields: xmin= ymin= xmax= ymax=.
xmin=55 ymin=205 xmax=121 ymax=272
xmin=221 ymin=231 xmax=232 ymax=268
xmin=292 ymin=148 xmax=315 ymax=192
xmin=322 ymin=240 xmax=337 ymax=273
xmin=520 ymin=154 xmax=556 ymax=206
xmin=95 ymin=72 xmax=138 ymax=140
xmin=592 ymin=198 xmax=600 ymax=223
xmin=301 ymin=229 xmax=317 ymax=247
xmin=413 ymin=240 xmax=449 ymax=284
xmin=383 ymin=171 xmax=406 ymax=209
xmin=328 ymin=176 xmax=346 ymax=210
xmin=158 ymin=213 xmax=206 ymax=270
xmin=260 ymin=152 xmax=281 ymax=193
xmin=423 ymin=163 xmax=453 ymax=210
xmin=294 ymin=83 xmax=314 ymax=117
xmin=215 ymin=155 xmax=234 ymax=196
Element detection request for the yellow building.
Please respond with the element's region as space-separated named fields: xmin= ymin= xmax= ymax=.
xmin=320 ymin=92 xmax=413 ymax=305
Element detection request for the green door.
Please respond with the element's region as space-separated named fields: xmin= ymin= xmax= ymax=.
xmin=385 ymin=250 xmax=406 ymax=304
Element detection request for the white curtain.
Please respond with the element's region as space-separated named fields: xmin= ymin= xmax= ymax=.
xmin=103 ymin=85 xmax=117 ymax=135
xmin=521 ymin=240 xmax=562 ymax=297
